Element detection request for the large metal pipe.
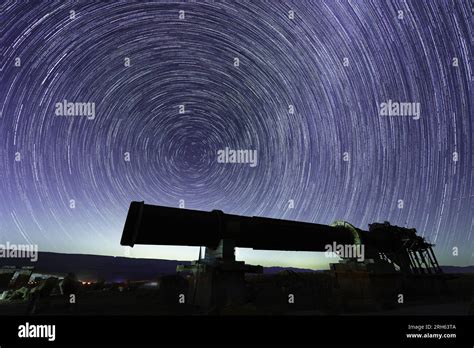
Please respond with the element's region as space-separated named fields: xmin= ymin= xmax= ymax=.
xmin=120 ymin=201 xmax=357 ymax=251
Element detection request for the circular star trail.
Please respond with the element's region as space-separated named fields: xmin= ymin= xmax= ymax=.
xmin=0 ymin=1 xmax=472 ymax=268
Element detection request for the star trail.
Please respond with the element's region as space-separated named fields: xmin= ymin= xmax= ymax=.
xmin=0 ymin=0 xmax=472 ymax=269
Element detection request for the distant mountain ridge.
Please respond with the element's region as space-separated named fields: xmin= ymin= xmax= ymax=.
xmin=439 ymin=265 xmax=474 ymax=274
xmin=0 ymin=251 xmax=472 ymax=281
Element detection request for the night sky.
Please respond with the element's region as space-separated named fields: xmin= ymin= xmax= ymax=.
xmin=1 ymin=1 xmax=472 ymax=269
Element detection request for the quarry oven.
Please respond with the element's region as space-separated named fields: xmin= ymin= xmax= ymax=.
xmin=121 ymin=201 xmax=444 ymax=311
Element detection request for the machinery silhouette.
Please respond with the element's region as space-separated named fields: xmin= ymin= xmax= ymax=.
xmin=120 ymin=201 xmax=445 ymax=312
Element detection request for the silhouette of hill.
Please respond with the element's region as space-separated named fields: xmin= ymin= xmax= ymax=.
xmin=440 ymin=265 xmax=474 ymax=273
xmin=0 ymin=251 xmax=472 ymax=281
xmin=0 ymin=251 xmax=188 ymax=281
